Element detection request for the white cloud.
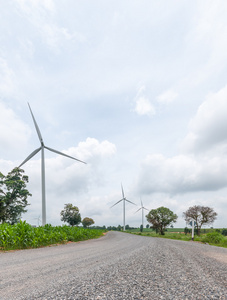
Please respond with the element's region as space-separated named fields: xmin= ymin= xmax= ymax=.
xmin=136 ymin=153 xmax=227 ymax=196
xmin=14 ymin=0 xmax=85 ymax=52
xmin=0 ymin=58 xmax=15 ymax=97
xmin=133 ymin=85 xmax=155 ymax=116
xmin=156 ymin=89 xmax=178 ymax=104
xmin=0 ymin=101 xmax=31 ymax=156
xmin=182 ymin=85 xmax=227 ymax=153
xmin=4 ymin=137 xmax=117 ymax=224
xmin=134 ymin=96 xmax=156 ymax=117
xmin=15 ymin=0 xmax=55 ymax=14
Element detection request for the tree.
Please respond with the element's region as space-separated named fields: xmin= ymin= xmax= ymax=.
xmin=0 ymin=168 xmax=31 ymax=224
xmin=82 ymin=217 xmax=95 ymax=228
xmin=140 ymin=224 xmax=143 ymax=232
xmin=117 ymin=225 xmax=122 ymax=231
xmin=146 ymin=206 xmax=178 ymax=235
xmin=60 ymin=203 xmax=81 ymax=226
xmin=125 ymin=224 xmax=130 ymax=230
xmin=183 ymin=205 xmax=217 ymax=236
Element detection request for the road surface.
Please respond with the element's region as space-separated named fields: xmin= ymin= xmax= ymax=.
xmin=0 ymin=231 xmax=227 ymax=299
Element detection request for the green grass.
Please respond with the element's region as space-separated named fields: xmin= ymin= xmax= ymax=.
xmin=126 ymin=230 xmax=227 ymax=248
xmin=0 ymin=220 xmax=105 ymax=251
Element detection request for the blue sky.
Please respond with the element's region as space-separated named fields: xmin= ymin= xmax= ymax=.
xmin=1 ymin=0 xmax=227 ymax=228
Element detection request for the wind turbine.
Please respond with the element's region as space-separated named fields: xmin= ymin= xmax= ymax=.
xmin=19 ymin=103 xmax=86 ymax=226
xmin=110 ymin=184 xmax=136 ymax=231
xmin=34 ymin=215 xmax=41 ymax=226
xmin=135 ymin=198 xmax=149 ymax=228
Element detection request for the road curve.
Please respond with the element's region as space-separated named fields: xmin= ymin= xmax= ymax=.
xmin=0 ymin=231 xmax=227 ymax=299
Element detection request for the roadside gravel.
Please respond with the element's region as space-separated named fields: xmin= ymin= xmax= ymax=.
xmin=0 ymin=231 xmax=226 ymax=299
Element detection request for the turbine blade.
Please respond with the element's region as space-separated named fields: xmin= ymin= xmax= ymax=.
xmin=135 ymin=207 xmax=142 ymax=213
xmin=125 ymin=199 xmax=137 ymax=206
xmin=110 ymin=199 xmax=123 ymax=208
xmin=144 ymin=207 xmax=149 ymax=211
xmin=121 ymin=183 xmax=125 ymax=199
xmin=18 ymin=147 xmax=42 ymax=168
xmin=28 ymin=103 xmax=44 ymax=145
xmin=45 ymin=146 xmax=86 ymax=164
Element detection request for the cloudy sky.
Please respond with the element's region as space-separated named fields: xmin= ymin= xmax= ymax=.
xmin=1 ymin=0 xmax=227 ymax=228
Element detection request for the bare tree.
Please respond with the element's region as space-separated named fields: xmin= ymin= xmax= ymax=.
xmin=183 ymin=205 xmax=217 ymax=236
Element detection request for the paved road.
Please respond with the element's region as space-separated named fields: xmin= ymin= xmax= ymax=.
xmin=0 ymin=231 xmax=227 ymax=299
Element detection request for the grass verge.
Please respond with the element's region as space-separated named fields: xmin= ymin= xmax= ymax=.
xmin=126 ymin=230 xmax=227 ymax=248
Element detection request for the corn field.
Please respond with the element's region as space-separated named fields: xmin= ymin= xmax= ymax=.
xmin=0 ymin=220 xmax=105 ymax=251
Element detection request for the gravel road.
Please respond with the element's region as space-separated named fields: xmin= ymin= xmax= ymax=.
xmin=0 ymin=231 xmax=227 ymax=299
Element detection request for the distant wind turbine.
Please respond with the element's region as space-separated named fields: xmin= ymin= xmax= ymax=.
xmin=135 ymin=198 xmax=149 ymax=228
xmin=19 ymin=103 xmax=86 ymax=226
xmin=111 ymin=184 xmax=136 ymax=231
xmin=34 ymin=215 xmax=41 ymax=226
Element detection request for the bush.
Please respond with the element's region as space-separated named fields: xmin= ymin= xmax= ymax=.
xmin=202 ymin=232 xmax=224 ymax=244
xmin=221 ymin=229 xmax=227 ymax=236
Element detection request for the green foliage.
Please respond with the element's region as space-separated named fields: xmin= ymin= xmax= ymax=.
xmin=184 ymin=227 xmax=191 ymax=235
xmin=117 ymin=225 xmax=122 ymax=231
xmin=140 ymin=224 xmax=143 ymax=232
xmin=0 ymin=168 xmax=31 ymax=224
xmin=146 ymin=206 xmax=178 ymax=235
xmin=60 ymin=203 xmax=81 ymax=226
xmin=82 ymin=217 xmax=95 ymax=228
xmin=222 ymin=228 xmax=227 ymax=236
xmin=0 ymin=221 xmax=104 ymax=251
xmin=201 ymin=232 xmax=224 ymax=244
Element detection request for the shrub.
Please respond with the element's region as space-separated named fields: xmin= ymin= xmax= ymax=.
xmin=221 ymin=229 xmax=227 ymax=236
xmin=202 ymin=232 xmax=224 ymax=244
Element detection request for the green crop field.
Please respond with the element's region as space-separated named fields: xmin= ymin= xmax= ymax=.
xmin=0 ymin=221 xmax=105 ymax=251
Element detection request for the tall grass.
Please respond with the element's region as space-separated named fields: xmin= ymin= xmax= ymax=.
xmin=0 ymin=221 xmax=105 ymax=251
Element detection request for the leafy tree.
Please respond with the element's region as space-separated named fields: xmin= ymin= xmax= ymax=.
xmin=146 ymin=206 xmax=178 ymax=235
xmin=184 ymin=227 xmax=191 ymax=235
xmin=183 ymin=205 xmax=217 ymax=236
xmin=0 ymin=168 xmax=31 ymax=224
xmin=82 ymin=217 xmax=95 ymax=228
xmin=117 ymin=225 xmax=122 ymax=231
xmin=60 ymin=203 xmax=81 ymax=226
xmin=140 ymin=224 xmax=143 ymax=232
xmin=146 ymin=224 xmax=149 ymax=229
xmin=125 ymin=224 xmax=130 ymax=230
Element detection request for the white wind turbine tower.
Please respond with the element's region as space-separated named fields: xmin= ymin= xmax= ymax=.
xmin=111 ymin=184 xmax=136 ymax=231
xmin=19 ymin=103 xmax=86 ymax=226
xmin=135 ymin=198 xmax=149 ymax=228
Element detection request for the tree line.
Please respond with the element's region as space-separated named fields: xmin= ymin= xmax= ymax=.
xmin=0 ymin=168 xmax=219 ymax=236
